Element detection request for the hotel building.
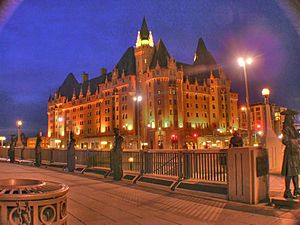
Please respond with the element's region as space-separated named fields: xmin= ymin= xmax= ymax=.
xmin=48 ymin=18 xmax=239 ymax=149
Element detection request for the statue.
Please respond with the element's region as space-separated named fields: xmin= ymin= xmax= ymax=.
xmin=229 ymin=131 xmax=243 ymax=147
xmin=9 ymin=135 xmax=16 ymax=163
xmin=280 ymin=109 xmax=300 ymax=199
xmin=67 ymin=131 xmax=76 ymax=172
xmin=34 ymin=133 xmax=42 ymax=167
xmin=111 ymin=128 xmax=124 ymax=180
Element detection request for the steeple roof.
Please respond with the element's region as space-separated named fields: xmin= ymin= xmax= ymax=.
xmin=150 ymin=39 xmax=170 ymax=69
xmin=54 ymin=46 xmax=136 ymax=101
xmin=57 ymin=73 xmax=79 ymax=100
xmin=193 ymin=38 xmax=216 ymax=66
xmin=115 ymin=47 xmax=136 ymax=76
xmin=140 ymin=17 xmax=149 ymax=40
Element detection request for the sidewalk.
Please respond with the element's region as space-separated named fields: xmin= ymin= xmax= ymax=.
xmin=0 ymin=162 xmax=299 ymax=225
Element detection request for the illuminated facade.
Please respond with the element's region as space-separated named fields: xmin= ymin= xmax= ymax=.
xmin=48 ymin=18 xmax=239 ymax=149
xmin=239 ymin=103 xmax=287 ymax=139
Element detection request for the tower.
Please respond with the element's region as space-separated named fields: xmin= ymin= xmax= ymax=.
xmin=134 ymin=17 xmax=155 ymax=75
xmin=134 ymin=17 xmax=155 ymax=148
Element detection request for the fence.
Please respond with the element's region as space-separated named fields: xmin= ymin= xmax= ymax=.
xmin=0 ymin=147 xmax=227 ymax=184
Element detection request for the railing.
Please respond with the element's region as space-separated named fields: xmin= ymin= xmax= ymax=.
xmin=0 ymin=147 xmax=227 ymax=184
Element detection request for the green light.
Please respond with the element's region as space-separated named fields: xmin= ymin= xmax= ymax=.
xmin=141 ymin=40 xmax=149 ymax=45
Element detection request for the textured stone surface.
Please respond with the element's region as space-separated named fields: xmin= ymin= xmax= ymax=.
xmin=0 ymin=163 xmax=299 ymax=225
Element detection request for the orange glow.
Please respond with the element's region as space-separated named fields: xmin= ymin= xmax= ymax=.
xmin=262 ymin=88 xmax=270 ymax=97
xmin=17 ymin=120 xmax=22 ymax=127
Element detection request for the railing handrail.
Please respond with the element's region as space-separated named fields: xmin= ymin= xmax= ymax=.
xmin=1 ymin=147 xmax=228 ymax=153
xmin=0 ymin=147 xmax=228 ymax=184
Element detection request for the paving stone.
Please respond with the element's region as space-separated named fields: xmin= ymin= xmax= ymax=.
xmin=0 ymin=163 xmax=299 ymax=225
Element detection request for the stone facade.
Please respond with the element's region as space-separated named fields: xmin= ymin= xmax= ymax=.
xmin=47 ymin=18 xmax=239 ymax=149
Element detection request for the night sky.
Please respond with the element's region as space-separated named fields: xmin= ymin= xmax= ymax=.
xmin=0 ymin=0 xmax=300 ymax=138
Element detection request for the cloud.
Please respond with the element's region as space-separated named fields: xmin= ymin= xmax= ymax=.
xmin=0 ymin=0 xmax=23 ymax=31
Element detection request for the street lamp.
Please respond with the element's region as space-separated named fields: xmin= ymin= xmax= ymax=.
xmin=262 ymin=88 xmax=270 ymax=144
xmin=128 ymin=157 xmax=134 ymax=170
xmin=133 ymin=96 xmax=142 ymax=149
xmin=261 ymin=87 xmax=271 ymax=203
xmin=262 ymin=88 xmax=270 ymax=104
xmin=16 ymin=120 xmax=23 ymax=147
xmin=237 ymin=57 xmax=253 ymax=145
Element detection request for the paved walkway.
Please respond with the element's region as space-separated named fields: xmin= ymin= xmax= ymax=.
xmin=0 ymin=163 xmax=299 ymax=225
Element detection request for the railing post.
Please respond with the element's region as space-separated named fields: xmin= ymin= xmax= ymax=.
xmin=50 ymin=149 xmax=54 ymax=163
xmin=178 ymin=151 xmax=183 ymax=179
xmin=144 ymin=150 xmax=152 ymax=174
xmin=20 ymin=147 xmax=25 ymax=160
xmin=109 ymin=150 xmax=112 ymax=171
xmin=183 ymin=151 xmax=192 ymax=179
xmin=140 ymin=150 xmax=145 ymax=175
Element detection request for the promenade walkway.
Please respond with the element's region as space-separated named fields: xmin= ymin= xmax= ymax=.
xmin=0 ymin=163 xmax=299 ymax=225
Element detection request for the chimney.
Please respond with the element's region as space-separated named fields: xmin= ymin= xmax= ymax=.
xmin=82 ymin=72 xmax=89 ymax=82
xmin=101 ymin=68 xmax=107 ymax=76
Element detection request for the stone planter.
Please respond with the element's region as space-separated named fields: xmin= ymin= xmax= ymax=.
xmin=0 ymin=179 xmax=68 ymax=225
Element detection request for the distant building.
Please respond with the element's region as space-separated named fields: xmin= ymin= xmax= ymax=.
xmin=47 ymin=18 xmax=239 ymax=149
xmin=239 ymin=103 xmax=287 ymax=141
xmin=27 ymin=136 xmax=48 ymax=149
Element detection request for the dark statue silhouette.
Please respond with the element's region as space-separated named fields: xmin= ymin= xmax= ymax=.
xmin=229 ymin=131 xmax=243 ymax=148
xmin=280 ymin=109 xmax=300 ymax=199
xmin=67 ymin=131 xmax=76 ymax=172
xmin=111 ymin=128 xmax=124 ymax=180
xmin=9 ymin=135 xmax=16 ymax=163
xmin=34 ymin=133 xmax=42 ymax=167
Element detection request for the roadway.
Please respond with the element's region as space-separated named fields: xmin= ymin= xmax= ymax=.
xmin=0 ymin=163 xmax=299 ymax=225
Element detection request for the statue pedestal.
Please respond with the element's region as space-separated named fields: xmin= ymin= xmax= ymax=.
xmin=271 ymin=197 xmax=300 ymax=209
xmin=227 ymin=147 xmax=268 ymax=204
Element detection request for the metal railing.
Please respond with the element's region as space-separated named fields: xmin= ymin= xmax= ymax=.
xmin=0 ymin=147 xmax=227 ymax=184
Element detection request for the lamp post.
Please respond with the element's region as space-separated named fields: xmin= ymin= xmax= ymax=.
xmin=128 ymin=157 xmax=134 ymax=170
xmin=261 ymin=87 xmax=270 ymax=203
xmin=262 ymin=88 xmax=270 ymax=105
xmin=262 ymin=88 xmax=270 ymax=144
xmin=16 ymin=120 xmax=23 ymax=147
xmin=237 ymin=57 xmax=253 ymax=146
xmin=133 ymin=96 xmax=142 ymax=149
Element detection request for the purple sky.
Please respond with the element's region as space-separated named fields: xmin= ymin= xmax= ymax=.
xmin=0 ymin=0 xmax=299 ymax=138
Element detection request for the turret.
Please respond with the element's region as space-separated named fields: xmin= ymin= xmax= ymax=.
xmin=135 ymin=17 xmax=155 ymax=75
xmin=82 ymin=72 xmax=89 ymax=82
xmin=193 ymin=38 xmax=216 ymax=66
xmin=135 ymin=17 xmax=154 ymax=48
